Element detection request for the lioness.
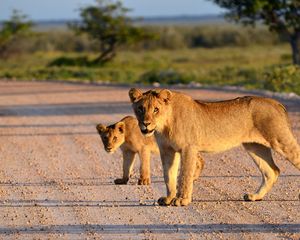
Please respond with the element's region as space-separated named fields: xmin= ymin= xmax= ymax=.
xmin=129 ymin=88 xmax=300 ymax=206
xmin=96 ymin=116 xmax=158 ymax=185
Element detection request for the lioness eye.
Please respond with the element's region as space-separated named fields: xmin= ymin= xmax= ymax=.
xmin=113 ymin=136 xmax=117 ymax=142
xmin=138 ymin=106 xmax=144 ymax=113
xmin=154 ymin=107 xmax=159 ymax=113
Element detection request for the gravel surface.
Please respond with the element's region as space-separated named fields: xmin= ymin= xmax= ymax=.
xmin=0 ymin=81 xmax=299 ymax=240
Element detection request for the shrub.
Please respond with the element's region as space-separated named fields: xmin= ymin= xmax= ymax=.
xmin=263 ymin=65 xmax=300 ymax=94
xmin=208 ymin=66 xmax=261 ymax=87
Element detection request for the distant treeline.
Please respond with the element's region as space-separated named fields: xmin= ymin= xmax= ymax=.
xmin=140 ymin=25 xmax=284 ymax=49
xmin=5 ymin=25 xmax=285 ymax=55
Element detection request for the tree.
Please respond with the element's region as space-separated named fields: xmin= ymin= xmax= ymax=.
xmin=69 ymin=0 xmax=153 ymax=64
xmin=211 ymin=0 xmax=300 ymax=65
xmin=0 ymin=9 xmax=33 ymax=58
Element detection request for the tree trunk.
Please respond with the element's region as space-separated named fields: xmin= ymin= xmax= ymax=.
xmin=290 ymin=31 xmax=300 ymax=65
xmin=94 ymin=50 xmax=115 ymax=64
xmin=94 ymin=42 xmax=116 ymax=64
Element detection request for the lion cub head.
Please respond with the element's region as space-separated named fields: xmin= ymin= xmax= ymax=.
xmin=96 ymin=122 xmax=125 ymax=153
xmin=129 ymin=88 xmax=172 ymax=136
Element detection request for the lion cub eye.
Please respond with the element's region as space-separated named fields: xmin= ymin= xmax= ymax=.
xmin=154 ymin=107 xmax=159 ymax=113
xmin=113 ymin=136 xmax=117 ymax=142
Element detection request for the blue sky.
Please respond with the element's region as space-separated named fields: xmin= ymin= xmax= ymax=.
xmin=0 ymin=0 xmax=223 ymax=21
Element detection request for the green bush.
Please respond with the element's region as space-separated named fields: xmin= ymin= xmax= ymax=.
xmin=31 ymin=31 xmax=99 ymax=52
xmin=208 ymin=66 xmax=261 ymax=87
xmin=263 ymin=65 xmax=300 ymax=94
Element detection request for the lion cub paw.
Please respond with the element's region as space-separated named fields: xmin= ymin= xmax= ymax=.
xmin=138 ymin=178 xmax=151 ymax=185
xmin=114 ymin=178 xmax=128 ymax=185
xmin=243 ymin=193 xmax=262 ymax=202
xmin=170 ymin=197 xmax=191 ymax=206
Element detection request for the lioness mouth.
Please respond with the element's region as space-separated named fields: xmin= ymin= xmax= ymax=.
xmin=141 ymin=129 xmax=155 ymax=135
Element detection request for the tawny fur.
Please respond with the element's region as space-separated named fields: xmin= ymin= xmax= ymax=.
xmin=129 ymin=88 xmax=300 ymax=206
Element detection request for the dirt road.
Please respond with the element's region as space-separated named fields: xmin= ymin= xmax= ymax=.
xmin=0 ymin=81 xmax=299 ymax=239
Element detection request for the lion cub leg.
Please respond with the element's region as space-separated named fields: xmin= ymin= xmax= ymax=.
xmin=114 ymin=150 xmax=136 ymax=185
xmin=157 ymin=148 xmax=180 ymax=206
xmin=193 ymin=153 xmax=205 ymax=181
xmin=243 ymin=143 xmax=280 ymax=201
xmin=138 ymin=148 xmax=151 ymax=185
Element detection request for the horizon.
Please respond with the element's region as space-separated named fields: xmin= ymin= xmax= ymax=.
xmin=10 ymin=14 xmax=225 ymax=23
xmin=0 ymin=0 xmax=224 ymax=21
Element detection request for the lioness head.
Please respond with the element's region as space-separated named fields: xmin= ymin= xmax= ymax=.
xmin=96 ymin=122 xmax=125 ymax=153
xmin=129 ymin=88 xmax=172 ymax=136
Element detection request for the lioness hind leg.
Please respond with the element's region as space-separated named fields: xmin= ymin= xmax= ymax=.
xmin=243 ymin=143 xmax=280 ymax=201
xmin=271 ymin=135 xmax=300 ymax=171
xmin=271 ymin=136 xmax=300 ymax=200
xmin=114 ymin=151 xmax=136 ymax=185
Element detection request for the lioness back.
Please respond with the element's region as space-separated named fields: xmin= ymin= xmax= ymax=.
xmin=194 ymin=96 xmax=289 ymax=151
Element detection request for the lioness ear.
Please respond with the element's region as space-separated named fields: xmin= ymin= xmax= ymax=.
xmin=116 ymin=122 xmax=125 ymax=134
xmin=158 ymin=89 xmax=172 ymax=104
xmin=96 ymin=124 xmax=107 ymax=133
xmin=129 ymin=88 xmax=143 ymax=103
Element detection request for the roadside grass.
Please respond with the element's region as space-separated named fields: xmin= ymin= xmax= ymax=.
xmin=1 ymin=44 xmax=300 ymax=94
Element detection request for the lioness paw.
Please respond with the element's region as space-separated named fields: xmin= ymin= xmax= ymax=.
xmin=243 ymin=193 xmax=262 ymax=202
xmin=170 ymin=197 xmax=191 ymax=206
xmin=138 ymin=178 xmax=151 ymax=185
xmin=114 ymin=178 xmax=128 ymax=185
xmin=157 ymin=197 xmax=173 ymax=206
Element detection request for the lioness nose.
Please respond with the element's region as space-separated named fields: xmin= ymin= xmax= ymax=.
xmin=143 ymin=122 xmax=151 ymax=127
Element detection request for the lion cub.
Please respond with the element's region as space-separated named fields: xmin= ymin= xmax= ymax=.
xmin=96 ymin=116 xmax=159 ymax=185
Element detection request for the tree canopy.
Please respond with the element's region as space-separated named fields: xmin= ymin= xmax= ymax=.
xmin=69 ymin=0 xmax=154 ymax=64
xmin=0 ymin=10 xmax=33 ymax=58
xmin=212 ymin=0 xmax=300 ymax=65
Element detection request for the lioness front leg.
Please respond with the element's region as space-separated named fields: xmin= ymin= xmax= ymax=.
xmin=193 ymin=152 xmax=205 ymax=181
xmin=157 ymin=148 xmax=180 ymax=206
xmin=114 ymin=150 xmax=136 ymax=185
xmin=138 ymin=148 xmax=151 ymax=185
xmin=171 ymin=148 xmax=197 ymax=206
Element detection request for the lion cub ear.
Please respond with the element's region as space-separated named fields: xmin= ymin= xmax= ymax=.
xmin=96 ymin=124 xmax=107 ymax=133
xmin=115 ymin=122 xmax=125 ymax=134
xmin=158 ymin=89 xmax=172 ymax=104
xmin=129 ymin=88 xmax=143 ymax=103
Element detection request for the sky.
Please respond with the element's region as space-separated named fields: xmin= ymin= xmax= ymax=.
xmin=0 ymin=0 xmax=223 ymax=21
